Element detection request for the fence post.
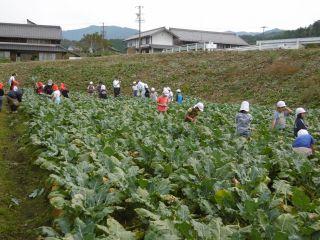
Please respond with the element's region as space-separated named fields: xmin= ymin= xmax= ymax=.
xmin=203 ymin=43 xmax=206 ymax=51
xmin=259 ymin=42 xmax=262 ymax=51
xmin=195 ymin=43 xmax=198 ymax=51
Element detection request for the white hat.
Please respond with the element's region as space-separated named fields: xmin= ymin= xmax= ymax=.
xmin=240 ymin=101 xmax=250 ymax=112
xmin=298 ymin=129 xmax=309 ymax=137
xmin=133 ymin=81 xmax=137 ymax=84
xmin=48 ymin=79 xmax=53 ymax=85
xmin=277 ymin=101 xmax=286 ymax=108
xmin=167 ymin=87 xmax=171 ymax=91
xmin=13 ymin=86 xmax=18 ymax=91
xmin=101 ymin=85 xmax=106 ymax=90
xmin=194 ymin=102 xmax=204 ymax=112
xmin=296 ymin=107 xmax=306 ymax=116
xmin=151 ymin=87 xmax=155 ymax=92
xmin=163 ymin=89 xmax=169 ymax=96
xmin=176 ymin=89 xmax=181 ymax=93
xmin=144 ymin=84 xmax=149 ymax=88
xmin=89 ymin=81 xmax=93 ymax=85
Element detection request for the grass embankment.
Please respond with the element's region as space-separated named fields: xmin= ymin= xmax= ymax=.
xmin=0 ymin=106 xmax=51 ymax=239
xmin=0 ymin=49 xmax=320 ymax=106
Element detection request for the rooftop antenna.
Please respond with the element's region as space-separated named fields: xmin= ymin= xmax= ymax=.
xmin=136 ymin=6 xmax=144 ymax=53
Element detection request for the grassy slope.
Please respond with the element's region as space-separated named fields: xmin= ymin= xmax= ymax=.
xmin=0 ymin=49 xmax=320 ymax=106
xmin=0 ymin=107 xmax=51 ymax=239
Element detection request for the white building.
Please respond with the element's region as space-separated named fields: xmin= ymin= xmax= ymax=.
xmin=124 ymin=27 xmax=249 ymax=54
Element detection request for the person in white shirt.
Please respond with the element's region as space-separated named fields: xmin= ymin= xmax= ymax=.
xmin=137 ymin=80 xmax=145 ymax=97
xmin=113 ymin=78 xmax=121 ymax=97
xmin=8 ymin=73 xmax=17 ymax=90
xmin=132 ymin=81 xmax=138 ymax=97
xmin=99 ymin=84 xmax=107 ymax=99
xmin=167 ymin=87 xmax=173 ymax=102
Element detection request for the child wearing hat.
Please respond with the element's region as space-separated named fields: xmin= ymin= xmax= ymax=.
xmin=292 ymin=129 xmax=315 ymax=156
xmin=52 ymin=84 xmax=61 ymax=104
xmin=87 ymin=82 xmax=95 ymax=95
xmin=294 ymin=108 xmax=308 ymax=137
xmin=157 ymin=89 xmax=169 ymax=113
xmin=150 ymin=88 xmax=158 ymax=101
xmin=185 ymin=102 xmax=204 ymax=122
xmin=236 ymin=101 xmax=253 ymax=138
xmin=271 ymin=101 xmax=292 ymax=130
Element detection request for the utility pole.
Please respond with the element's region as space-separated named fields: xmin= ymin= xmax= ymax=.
xmin=261 ymin=26 xmax=267 ymax=39
xmin=101 ymin=22 xmax=105 ymax=52
xmin=136 ymin=6 xmax=143 ymax=53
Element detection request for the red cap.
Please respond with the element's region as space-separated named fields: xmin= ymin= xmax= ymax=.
xmin=0 ymin=83 xmax=3 ymax=89
xmin=52 ymin=84 xmax=59 ymax=91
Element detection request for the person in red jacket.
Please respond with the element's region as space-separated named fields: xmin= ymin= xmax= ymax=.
xmin=36 ymin=82 xmax=44 ymax=94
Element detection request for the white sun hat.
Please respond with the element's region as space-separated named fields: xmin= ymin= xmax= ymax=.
xmin=298 ymin=129 xmax=309 ymax=137
xmin=240 ymin=101 xmax=250 ymax=112
xmin=133 ymin=81 xmax=137 ymax=84
xmin=277 ymin=101 xmax=286 ymax=108
xmin=101 ymin=85 xmax=106 ymax=90
xmin=194 ymin=102 xmax=204 ymax=112
xmin=163 ymin=89 xmax=169 ymax=96
xmin=144 ymin=84 xmax=149 ymax=88
xmin=176 ymin=89 xmax=181 ymax=93
xmin=89 ymin=81 xmax=93 ymax=85
xmin=296 ymin=107 xmax=306 ymax=116
xmin=151 ymin=87 xmax=155 ymax=92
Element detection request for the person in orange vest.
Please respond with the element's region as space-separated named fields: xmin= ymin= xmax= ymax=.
xmin=60 ymin=83 xmax=69 ymax=98
xmin=0 ymin=82 xmax=4 ymax=112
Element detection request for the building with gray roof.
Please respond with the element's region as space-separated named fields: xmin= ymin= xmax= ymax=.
xmin=0 ymin=20 xmax=67 ymax=61
xmin=124 ymin=27 xmax=248 ymax=54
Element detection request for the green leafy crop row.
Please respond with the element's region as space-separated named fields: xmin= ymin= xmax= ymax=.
xmin=23 ymin=91 xmax=320 ymax=239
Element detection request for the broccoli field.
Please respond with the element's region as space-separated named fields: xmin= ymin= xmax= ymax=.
xmin=19 ymin=90 xmax=320 ymax=239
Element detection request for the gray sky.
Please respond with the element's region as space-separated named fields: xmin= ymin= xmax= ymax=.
xmin=1 ymin=0 xmax=319 ymax=32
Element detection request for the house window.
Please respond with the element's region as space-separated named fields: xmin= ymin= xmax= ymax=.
xmin=146 ymin=37 xmax=150 ymax=44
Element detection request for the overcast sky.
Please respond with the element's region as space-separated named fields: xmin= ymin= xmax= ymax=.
xmin=1 ymin=0 xmax=319 ymax=32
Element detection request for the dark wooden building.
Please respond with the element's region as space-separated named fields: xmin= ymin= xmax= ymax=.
xmin=0 ymin=20 xmax=67 ymax=61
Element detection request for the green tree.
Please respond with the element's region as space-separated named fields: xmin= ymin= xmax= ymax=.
xmin=78 ymin=32 xmax=111 ymax=54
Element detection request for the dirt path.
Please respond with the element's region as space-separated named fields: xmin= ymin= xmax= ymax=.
xmin=0 ymin=104 xmax=51 ymax=240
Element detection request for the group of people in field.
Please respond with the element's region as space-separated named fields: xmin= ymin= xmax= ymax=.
xmin=0 ymin=73 xmax=24 ymax=113
xmin=235 ymin=100 xmax=315 ymax=157
xmin=1 ymin=73 xmax=315 ymax=157
xmin=35 ymin=79 xmax=69 ymax=104
xmin=87 ymin=79 xmax=204 ymax=123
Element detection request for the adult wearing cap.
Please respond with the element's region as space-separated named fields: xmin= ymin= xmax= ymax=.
xmin=44 ymin=79 xmax=54 ymax=95
xmin=113 ymin=78 xmax=121 ymax=97
xmin=87 ymin=81 xmax=95 ymax=95
xmin=294 ymin=108 xmax=308 ymax=137
xmin=236 ymin=101 xmax=253 ymax=138
xmin=185 ymin=102 xmax=204 ymax=122
xmin=271 ymin=101 xmax=292 ymax=130
xmin=132 ymin=81 xmax=138 ymax=97
xmin=157 ymin=89 xmax=169 ymax=113
xmin=176 ymin=89 xmax=183 ymax=104
xmin=137 ymin=80 xmax=145 ymax=97
xmin=292 ymin=129 xmax=315 ymax=156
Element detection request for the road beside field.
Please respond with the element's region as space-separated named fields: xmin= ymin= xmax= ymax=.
xmin=0 ymin=101 xmax=51 ymax=240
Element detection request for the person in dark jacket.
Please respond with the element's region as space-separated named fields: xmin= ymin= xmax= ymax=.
xmin=44 ymin=79 xmax=54 ymax=95
xmin=294 ymin=108 xmax=308 ymax=137
xmin=7 ymin=90 xmax=19 ymax=113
